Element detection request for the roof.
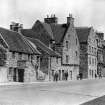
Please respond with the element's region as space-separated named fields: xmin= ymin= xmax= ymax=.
xmin=27 ymin=37 xmax=61 ymax=57
xmin=21 ymin=28 xmax=51 ymax=46
xmin=0 ymin=27 xmax=40 ymax=54
xmin=76 ymin=27 xmax=91 ymax=43
xmin=50 ymin=24 xmax=68 ymax=43
xmin=42 ymin=22 xmax=54 ymax=39
xmin=32 ymin=20 xmax=68 ymax=44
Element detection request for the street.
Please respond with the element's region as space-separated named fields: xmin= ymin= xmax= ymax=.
xmin=0 ymin=79 xmax=105 ymax=105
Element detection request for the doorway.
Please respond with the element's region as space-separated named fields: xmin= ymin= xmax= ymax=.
xmin=13 ymin=68 xmax=17 ymax=82
xmin=18 ymin=69 xmax=24 ymax=82
xmin=69 ymin=71 xmax=72 ymax=80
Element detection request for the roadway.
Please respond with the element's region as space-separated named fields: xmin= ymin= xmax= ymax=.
xmin=0 ymin=78 xmax=105 ymax=105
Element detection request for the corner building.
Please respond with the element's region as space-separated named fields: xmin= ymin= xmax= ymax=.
xmin=76 ymin=27 xmax=97 ymax=79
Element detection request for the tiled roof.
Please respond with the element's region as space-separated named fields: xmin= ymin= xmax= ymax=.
xmin=50 ymin=24 xmax=68 ymax=43
xmin=26 ymin=37 xmax=61 ymax=57
xmin=0 ymin=27 xmax=40 ymax=54
xmin=76 ymin=27 xmax=91 ymax=43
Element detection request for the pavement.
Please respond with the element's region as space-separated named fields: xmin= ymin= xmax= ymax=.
xmin=0 ymin=78 xmax=105 ymax=105
xmin=81 ymin=95 xmax=105 ymax=105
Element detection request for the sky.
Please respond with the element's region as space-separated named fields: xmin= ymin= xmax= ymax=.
xmin=0 ymin=0 xmax=105 ymax=34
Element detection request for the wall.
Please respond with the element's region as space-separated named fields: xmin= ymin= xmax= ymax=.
xmin=6 ymin=50 xmax=37 ymax=82
xmin=0 ymin=67 xmax=8 ymax=82
xmin=88 ymin=28 xmax=97 ymax=79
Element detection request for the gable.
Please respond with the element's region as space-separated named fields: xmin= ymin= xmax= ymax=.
xmin=32 ymin=20 xmax=53 ymax=46
xmin=50 ymin=24 xmax=68 ymax=44
xmin=76 ymin=27 xmax=91 ymax=43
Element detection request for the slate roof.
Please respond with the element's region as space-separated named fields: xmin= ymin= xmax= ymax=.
xmin=21 ymin=29 xmax=50 ymax=46
xmin=26 ymin=37 xmax=61 ymax=57
xmin=50 ymin=24 xmax=68 ymax=43
xmin=32 ymin=20 xmax=68 ymax=44
xmin=0 ymin=27 xmax=40 ymax=54
xmin=21 ymin=29 xmax=40 ymax=39
xmin=76 ymin=27 xmax=91 ymax=43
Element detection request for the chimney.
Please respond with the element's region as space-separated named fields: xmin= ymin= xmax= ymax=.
xmin=44 ymin=14 xmax=58 ymax=24
xmin=67 ymin=13 xmax=74 ymax=25
xmin=10 ymin=22 xmax=23 ymax=32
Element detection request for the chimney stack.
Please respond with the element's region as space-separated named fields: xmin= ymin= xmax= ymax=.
xmin=67 ymin=13 xmax=74 ymax=25
xmin=10 ymin=22 xmax=23 ymax=32
xmin=44 ymin=14 xmax=58 ymax=24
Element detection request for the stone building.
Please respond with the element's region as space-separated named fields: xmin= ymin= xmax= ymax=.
xmin=76 ymin=27 xmax=97 ymax=79
xmin=21 ymin=14 xmax=80 ymax=80
xmin=96 ymin=32 xmax=104 ymax=77
xmin=0 ymin=27 xmax=40 ymax=82
xmin=26 ymin=37 xmax=61 ymax=81
xmin=102 ymin=40 xmax=105 ymax=77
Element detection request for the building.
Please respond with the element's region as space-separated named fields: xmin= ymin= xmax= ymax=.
xmin=102 ymin=40 xmax=105 ymax=77
xmin=0 ymin=27 xmax=41 ymax=82
xmin=76 ymin=27 xmax=97 ymax=79
xmin=96 ymin=32 xmax=104 ymax=77
xmin=21 ymin=14 xmax=80 ymax=80
xmin=26 ymin=37 xmax=61 ymax=81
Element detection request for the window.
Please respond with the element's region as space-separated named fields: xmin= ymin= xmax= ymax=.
xmin=9 ymin=67 xmax=12 ymax=75
xmin=12 ymin=52 xmax=15 ymax=59
xmin=75 ymin=51 xmax=77 ymax=56
xmin=90 ymin=70 xmax=91 ymax=75
xmin=89 ymin=57 xmax=91 ymax=65
xmin=88 ymin=46 xmax=91 ymax=53
xmin=92 ymin=47 xmax=93 ymax=53
xmin=66 ymin=55 xmax=69 ymax=63
xmin=56 ymin=57 xmax=58 ymax=64
xmin=94 ymin=48 xmax=96 ymax=55
xmin=76 ymin=38 xmax=77 ymax=45
xmin=92 ymin=58 xmax=94 ymax=65
xmin=28 ymin=54 xmax=31 ymax=61
xmin=66 ymin=41 xmax=69 ymax=50
xmin=37 ymin=56 xmax=39 ymax=63
xmin=95 ymin=58 xmax=97 ymax=65
xmin=18 ymin=53 xmax=22 ymax=60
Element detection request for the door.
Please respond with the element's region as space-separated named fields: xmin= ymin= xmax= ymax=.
xmin=59 ymin=70 xmax=61 ymax=80
xmin=13 ymin=68 xmax=17 ymax=82
xmin=69 ymin=71 xmax=72 ymax=80
xmin=18 ymin=69 xmax=24 ymax=82
xmin=62 ymin=70 xmax=64 ymax=80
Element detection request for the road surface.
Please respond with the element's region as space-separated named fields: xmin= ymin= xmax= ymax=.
xmin=0 ymin=79 xmax=105 ymax=105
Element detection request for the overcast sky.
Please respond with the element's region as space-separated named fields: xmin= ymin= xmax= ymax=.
xmin=0 ymin=0 xmax=105 ymax=34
